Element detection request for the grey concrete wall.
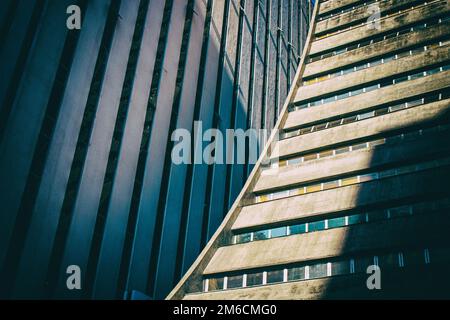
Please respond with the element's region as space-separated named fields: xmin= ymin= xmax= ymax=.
xmin=276 ymin=99 xmax=450 ymax=159
xmin=310 ymin=0 xmax=450 ymax=55
xmin=233 ymin=165 xmax=450 ymax=230
xmin=305 ymin=21 xmax=450 ymax=77
xmin=287 ymin=70 xmax=450 ymax=128
xmin=296 ymin=45 xmax=450 ymax=101
xmin=255 ymin=126 xmax=450 ymax=192
xmin=206 ymin=210 xmax=450 ymax=274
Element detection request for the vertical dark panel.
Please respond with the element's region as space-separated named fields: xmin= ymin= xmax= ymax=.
xmin=179 ymin=0 xmax=227 ymax=277
xmin=0 ymin=0 xmax=35 ymax=116
xmin=266 ymin=0 xmax=278 ymax=128
xmin=81 ymin=0 xmax=150 ymax=299
xmin=203 ymin=0 xmax=239 ymax=243
xmin=52 ymin=0 xmax=140 ymax=300
xmin=0 ymin=0 xmax=44 ymax=141
xmin=161 ymin=0 xmax=210 ymax=287
xmin=0 ymin=0 xmax=15 ymax=43
xmin=42 ymin=0 xmax=122 ymax=298
xmin=255 ymin=0 xmax=267 ymax=132
xmin=0 ymin=0 xmax=72 ymax=296
xmin=279 ymin=0 xmax=288 ymax=110
xmin=152 ymin=0 xmax=209 ymax=298
xmin=134 ymin=0 xmax=188 ymax=298
xmin=117 ymin=0 xmax=173 ymax=299
xmin=291 ymin=0 xmax=299 ymax=67
xmin=107 ymin=0 xmax=168 ymax=298
xmin=0 ymin=0 xmax=86 ymax=299
xmin=227 ymin=0 xmax=254 ymax=209
xmin=11 ymin=0 xmax=113 ymax=299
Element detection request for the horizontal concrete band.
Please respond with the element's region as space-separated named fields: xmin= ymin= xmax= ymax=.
xmin=233 ymin=165 xmax=450 ymax=230
xmin=275 ymin=98 xmax=450 ymax=159
xmin=185 ymin=265 xmax=448 ymax=299
xmin=316 ymin=0 xmax=421 ymax=35
xmin=255 ymin=127 xmax=450 ymax=193
xmin=306 ymin=21 xmax=450 ymax=78
xmin=296 ymin=44 xmax=450 ymax=102
xmin=319 ymin=0 xmax=363 ymax=15
xmin=206 ymin=210 xmax=450 ymax=275
xmin=311 ymin=0 xmax=450 ymax=55
xmin=287 ymin=71 xmax=450 ymax=129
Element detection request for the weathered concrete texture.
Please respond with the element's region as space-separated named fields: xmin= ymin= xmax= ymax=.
xmin=205 ymin=210 xmax=450 ymax=274
xmin=255 ymin=127 xmax=450 ymax=193
xmin=310 ymin=0 xmax=450 ymax=55
xmin=319 ymin=0 xmax=362 ymax=15
xmin=297 ymin=44 xmax=450 ymax=101
xmin=274 ymin=99 xmax=450 ymax=159
xmin=316 ymin=0 xmax=420 ymax=35
xmin=306 ymin=22 xmax=450 ymax=78
xmin=233 ymin=166 xmax=450 ymax=230
xmin=185 ymin=264 xmax=450 ymax=299
xmin=288 ymin=71 xmax=450 ymax=129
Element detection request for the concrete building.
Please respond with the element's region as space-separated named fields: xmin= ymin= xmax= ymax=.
xmin=0 ymin=0 xmax=311 ymax=299
xmin=168 ymin=0 xmax=450 ymax=299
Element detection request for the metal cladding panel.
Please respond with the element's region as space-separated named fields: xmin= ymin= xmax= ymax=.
xmin=266 ymin=0 xmax=279 ymax=128
xmin=251 ymin=0 xmax=267 ymax=133
xmin=0 ymin=0 xmax=71 ymax=275
xmin=123 ymin=0 xmax=188 ymax=299
xmin=121 ymin=0 xmax=167 ymax=296
xmin=92 ymin=0 xmax=167 ymax=299
xmin=181 ymin=0 xmax=227 ymax=275
xmin=57 ymin=0 xmax=141 ymax=299
xmin=0 ymin=0 xmax=37 ymax=115
xmin=11 ymin=0 xmax=111 ymax=299
xmin=153 ymin=0 xmax=208 ymax=299
xmin=228 ymin=0 xmax=254 ymax=216
xmin=207 ymin=0 xmax=241 ymax=241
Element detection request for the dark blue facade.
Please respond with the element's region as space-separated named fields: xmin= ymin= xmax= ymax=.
xmin=0 ymin=0 xmax=310 ymax=299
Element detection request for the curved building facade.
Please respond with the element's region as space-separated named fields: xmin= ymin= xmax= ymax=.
xmin=168 ymin=0 xmax=450 ymax=300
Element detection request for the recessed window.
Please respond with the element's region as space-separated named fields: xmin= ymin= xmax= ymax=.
xmin=309 ymin=263 xmax=327 ymax=279
xmin=306 ymin=184 xmax=321 ymax=193
xmin=403 ymin=249 xmax=426 ymax=266
xmin=359 ymin=173 xmax=378 ymax=182
xmin=367 ymin=210 xmax=387 ymax=222
xmin=246 ymin=272 xmax=263 ymax=287
xmin=303 ymin=153 xmax=318 ymax=161
xmin=347 ymin=213 xmax=365 ymax=225
xmin=254 ymin=230 xmax=270 ymax=241
xmin=266 ymin=270 xmax=284 ymax=284
xmin=271 ymin=226 xmax=287 ymax=238
xmin=289 ymin=224 xmax=307 ymax=235
xmin=319 ymin=150 xmax=334 ymax=159
xmin=331 ymin=260 xmax=351 ymax=276
xmin=208 ymin=278 xmax=224 ymax=291
xmin=354 ymin=256 xmax=374 ymax=274
xmin=335 ymin=146 xmax=350 ymax=155
xmin=235 ymin=233 xmax=251 ymax=244
xmin=377 ymin=252 xmax=399 ymax=269
xmin=342 ymin=115 xmax=357 ymax=124
xmin=389 ymin=205 xmax=411 ymax=218
xmin=352 ymin=142 xmax=367 ymax=151
xmin=328 ymin=216 xmax=346 ymax=228
xmin=227 ymin=275 xmax=244 ymax=289
xmin=288 ymin=266 xmax=306 ymax=281
xmin=309 ymin=220 xmax=326 ymax=232
xmin=322 ymin=180 xmax=339 ymax=190
xmin=341 ymin=176 xmax=358 ymax=186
